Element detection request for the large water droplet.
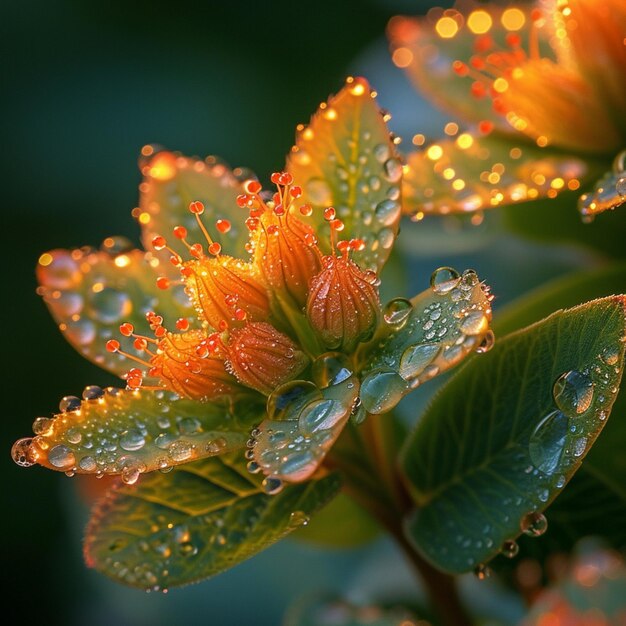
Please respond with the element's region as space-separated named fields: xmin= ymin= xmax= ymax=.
xmin=168 ymin=440 xmax=193 ymax=462
xmin=383 ymin=158 xmax=402 ymax=183
xmin=529 ymin=410 xmax=568 ymax=475
xmin=262 ymin=476 xmax=284 ymax=495
xmin=601 ymin=345 xmax=620 ymax=366
xmin=11 ymin=438 xmax=36 ymax=467
xmin=553 ymin=370 xmax=594 ymax=415
xmin=520 ymin=511 xmax=548 ymax=537
xmin=299 ymin=399 xmax=343 ymax=434
xmin=476 ymin=330 xmax=495 ymax=354
xmin=383 ymin=298 xmax=413 ymax=327
xmin=399 ymin=343 xmax=440 ymax=380
xmin=306 ymin=178 xmax=333 ymax=205
xmin=311 ymin=353 xmax=352 ymax=388
xmin=39 ymin=251 xmax=81 ymax=289
xmin=430 ymin=267 xmax=460 ymax=294
xmin=121 ymin=464 xmax=142 ymax=485
xmin=79 ymin=455 xmax=97 ymax=471
xmin=89 ymin=288 xmax=132 ymax=324
xmin=48 ymin=444 xmax=76 ymax=469
xmin=360 ymin=369 xmax=408 ymax=414
xmin=460 ymin=311 xmax=489 ymax=335
xmin=83 ymin=385 xmax=104 ymax=400
xmin=65 ymin=318 xmax=96 ymax=345
xmin=374 ymin=199 xmax=401 ymax=226
xmin=267 ymin=380 xmax=319 ymax=421
xmin=32 ymin=417 xmax=54 ymax=436
xmin=120 ymin=429 xmax=146 ymax=452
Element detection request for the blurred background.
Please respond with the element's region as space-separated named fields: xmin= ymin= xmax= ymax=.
xmin=1 ymin=0 xmax=609 ymax=624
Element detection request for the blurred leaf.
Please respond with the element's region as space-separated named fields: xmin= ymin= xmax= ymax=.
xmin=26 ymin=388 xmax=262 ymax=478
xmin=387 ymin=9 xmax=524 ymax=132
xmin=402 ymin=297 xmax=626 ymax=574
xmin=403 ymin=135 xmax=592 ymax=216
xmin=252 ymin=371 xmax=360 ymax=483
xmin=284 ymin=595 xmax=418 ymax=626
xmin=286 ymin=77 xmax=402 ymax=272
xmin=293 ymin=492 xmax=380 ymax=548
xmin=84 ymin=453 xmax=341 ymax=589
xmin=37 ymin=248 xmax=194 ymax=379
xmin=138 ymin=151 xmax=251 ymax=264
xmin=358 ymin=267 xmax=493 ymax=415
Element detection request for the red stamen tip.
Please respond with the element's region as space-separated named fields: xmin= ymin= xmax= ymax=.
xmin=189 ymin=200 xmax=205 ymax=214
xmin=156 ymin=276 xmax=170 ymax=290
xmin=190 ymin=243 xmax=203 ymax=258
xmin=208 ymin=242 xmax=222 ymax=256
xmin=120 ymin=322 xmax=134 ymax=337
xmin=152 ymin=235 xmax=167 ymax=250
xmin=173 ymin=225 xmax=188 ymax=239
xmin=299 ymin=204 xmax=312 ymax=216
xmin=245 ymin=180 xmax=262 ymax=194
xmin=324 ymin=207 xmax=336 ymax=221
xmin=215 ymin=219 xmax=231 ymax=234
xmin=106 ymin=339 xmax=120 ymax=353
xmin=175 ymin=318 xmax=190 ymax=331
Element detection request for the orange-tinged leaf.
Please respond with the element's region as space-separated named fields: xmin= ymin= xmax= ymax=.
xmin=579 ymin=149 xmax=626 ymax=222
xmin=287 ymin=77 xmax=402 ymax=272
xmin=18 ymin=388 xmax=262 ymax=480
xmin=403 ymin=134 xmax=591 ymax=216
xmin=137 ymin=150 xmax=251 ymax=267
xmin=37 ymin=247 xmax=194 ymax=379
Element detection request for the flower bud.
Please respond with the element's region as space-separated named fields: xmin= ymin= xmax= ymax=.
xmin=306 ymin=256 xmax=380 ymax=351
xmin=181 ymin=255 xmax=270 ymax=329
xmin=253 ymin=210 xmax=321 ymax=307
xmin=226 ymin=322 xmax=309 ymax=395
xmin=151 ymin=330 xmax=240 ymax=401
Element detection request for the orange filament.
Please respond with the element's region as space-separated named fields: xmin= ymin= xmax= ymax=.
xmin=225 ymin=322 xmax=309 ymax=395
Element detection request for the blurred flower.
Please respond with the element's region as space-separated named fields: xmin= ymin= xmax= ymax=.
xmin=389 ymin=0 xmax=626 ymax=221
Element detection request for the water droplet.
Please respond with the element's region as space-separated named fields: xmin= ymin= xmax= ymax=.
xmin=206 ymin=437 xmax=227 ymax=454
xmin=374 ymin=199 xmax=401 ymax=226
xmin=66 ymin=428 xmax=82 ymax=444
xmin=616 ymin=176 xmax=626 ymax=197
xmin=168 ymin=440 xmax=193 ymax=462
xmin=430 ymin=267 xmax=460 ymax=294
xmin=262 ymin=476 xmax=284 ymax=495
xmin=48 ymin=444 xmax=76 ymax=469
xmin=601 ymin=345 xmax=620 ymax=366
xmin=82 ymin=385 xmax=104 ymax=400
xmin=121 ymin=464 xmax=141 ymax=485
xmin=178 ymin=542 xmax=198 ymax=557
xmin=474 ymin=563 xmax=491 ymax=580
xmin=373 ymin=143 xmax=390 ymax=163
xmin=383 ymin=298 xmax=413 ymax=327
xmin=299 ymin=399 xmax=343 ymax=434
xmin=573 ymin=436 xmax=587 ymax=457
xmin=360 ymin=369 xmax=408 ymax=414
xmin=475 ymin=330 xmax=495 ymax=354
xmin=399 ymin=343 xmax=440 ymax=380
xmin=177 ymin=417 xmax=202 ymax=435
xmin=553 ymin=370 xmax=594 ymax=415
xmin=520 ymin=511 xmax=548 ymax=537
xmin=247 ymin=460 xmax=262 ymax=474
xmin=11 ymin=438 xmax=36 ymax=467
xmin=88 ymin=287 xmax=132 ymax=324
xmin=65 ymin=318 xmax=96 ymax=345
xmin=59 ymin=395 xmax=81 ymax=412
xmin=289 ymin=511 xmax=310 ymax=527
xmin=501 ymin=539 xmax=519 ymax=559
xmin=311 ymin=353 xmax=353 ymax=388
xmin=32 ymin=417 xmax=54 ymax=436
xmin=460 ymin=311 xmax=489 ymax=335
xmin=79 ymin=455 xmax=97 ymax=471
xmin=267 ymin=380 xmax=319 ymax=421
xmin=529 ymin=410 xmax=568 ymax=475
xmin=306 ymin=178 xmax=333 ymax=205
xmin=119 ymin=429 xmax=146 ymax=452
xmin=383 ymin=158 xmax=402 ymax=183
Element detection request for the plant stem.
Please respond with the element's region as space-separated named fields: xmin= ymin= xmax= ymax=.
xmin=333 ymin=416 xmax=474 ymax=626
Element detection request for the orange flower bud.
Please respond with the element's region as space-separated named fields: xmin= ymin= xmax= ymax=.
xmin=182 ymin=255 xmax=270 ymax=329
xmin=253 ymin=210 xmax=321 ymax=307
xmin=226 ymin=322 xmax=309 ymax=395
xmin=306 ymin=256 xmax=380 ymax=351
xmin=151 ymin=330 xmax=240 ymax=401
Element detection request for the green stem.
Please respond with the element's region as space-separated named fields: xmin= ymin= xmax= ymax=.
xmin=332 ymin=414 xmax=474 ymax=626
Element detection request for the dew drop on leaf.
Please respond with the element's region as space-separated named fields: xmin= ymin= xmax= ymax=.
xmin=289 ymin=511 xmax=310 ymax=527
xmin=47 ymin=444 xmax=76 ymax=469
xmin=262 ymin=476 xmax=284 ymax=495
xmin=82 ymin=385 xmax=104 ymax=400
xmin=552 ymin=370 xmax=594 ymax=415
xmin=474 ymin=563 xmax=491 ymax=580
xmin=119 ymin=429 xmax=146 ymax=452
xmin=360 ymin=369 xmax=408 ymax=414
xmin=59 ymin=395 xmax=81 ymax=412
xmin=311 ymin=353 xmax=353 ymax=388
xmin=528 ymin=410 xmax=568 ymax=475
xmin=11 ymin=438 xmax=36 ymax=467
xmin=501 ymin=539 xmax=519 ymax=559
xmin=520 ymin=511 xmax=548 ymax=537
xmin=399 ymin=343 xmax=440 ymax=380
xmin=383 ymin=298 xmax=413 ymax=326
xmin=430 ymin=267 xmax=461 ymax=294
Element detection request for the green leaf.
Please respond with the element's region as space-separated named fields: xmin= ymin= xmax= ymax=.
xmin=252 ymin=368 xmax=360 ymax=483
xmin=402 ymin=134 xmax=592 ymax=216
xmin=358 ymin=267 xmax=493 ymax=415
xmin=84 ymin=453 xmax=341 ymax=589
xmin=286 ymin=77 xmax=402 ymax=272
xmin=578 ymin=149 xmax=626 ymax=222
xmin=137 ymin=150 xmax=251 ymax=263
xmin=293 ymin=492 xmax=380 ymax=548
xmin=492 ymin=264 xmax=626 ymax=562
xmin=401 ymin=296 xmax=626 ymax=574
xmin=24 ymin=388 xmax=262 ymax=479
xmin=37 ymin=247 xmax=194 ymax=379
xmin=284 ymin=595 xmax=418 ymax=626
